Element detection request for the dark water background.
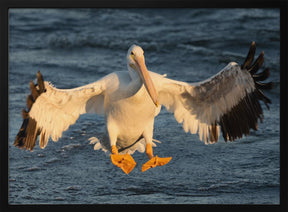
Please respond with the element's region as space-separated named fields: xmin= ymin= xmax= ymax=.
xmin=8 ymin=9 xmax=280 ymax=204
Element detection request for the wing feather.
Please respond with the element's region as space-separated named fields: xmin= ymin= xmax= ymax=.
xmin=155 ymin=42 xmax=272 ymax=144
xmin=14 ymin=72 xmax=109 ymax=151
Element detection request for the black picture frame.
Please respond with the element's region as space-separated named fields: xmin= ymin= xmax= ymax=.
xmin=1 ymin=0 xmax=287 ymax=211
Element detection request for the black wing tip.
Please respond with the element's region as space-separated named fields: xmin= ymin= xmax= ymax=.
xmin=14 ymin=118 xmax=28 ymax=149
xmin=253 ymin=68 xmax=270 ymax=81
xmin=14 ymin=117 xmax=39 ymax=151
xmin=242 ymin=42 xmax=272 ymax=109
xmin=14 ymin=71 xmax=46 ymax=151
xmin=216 ymin=42 xmax=273 ymax=143
xmin=255 ymin=81 xmax=274 ymax=90
xmin=37 ymin=71 xmax=46 ymax=93
xmin=241 ymin=41 xmax=256 ymax=69
xmin=219 ymin=92 xmax=265 ymax=142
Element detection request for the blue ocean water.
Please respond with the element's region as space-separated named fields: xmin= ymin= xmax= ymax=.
xmin=8 ymin=9 xmax=280 ymax=204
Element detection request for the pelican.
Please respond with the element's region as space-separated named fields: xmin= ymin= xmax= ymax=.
xmin=14 ymin=42 xmax=272 ymax=174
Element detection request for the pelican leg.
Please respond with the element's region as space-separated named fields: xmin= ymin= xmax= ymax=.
xmin=110 ymin=145 xmax=136 ymax=174
xmin=141 ymin=143 xmax=172 ymax=172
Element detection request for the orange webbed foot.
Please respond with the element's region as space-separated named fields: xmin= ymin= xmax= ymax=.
xmin=110 ymin=145 xmax=136 ymax=174
xmin=111 ymin=153 xmax=136 ymax=174
xmin=141 ymin=155 xmax=172 ymax=172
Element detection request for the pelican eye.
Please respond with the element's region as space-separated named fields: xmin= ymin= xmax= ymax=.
xmin=131 ymin=51 xmax=135 ymax=56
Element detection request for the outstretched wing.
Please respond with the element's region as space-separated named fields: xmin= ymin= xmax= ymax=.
xmin=154 ymin=41 xmax=272 ymax=144
xmin=14 ymin=71 xmax=112 ymax=151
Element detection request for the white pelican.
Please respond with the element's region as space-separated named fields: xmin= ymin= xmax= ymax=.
xmin=14 ymin=42 xmax=272 ymax=174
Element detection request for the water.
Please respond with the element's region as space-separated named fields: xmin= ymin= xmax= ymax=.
xmin=8 ymin=9 xmax=280 ymax=204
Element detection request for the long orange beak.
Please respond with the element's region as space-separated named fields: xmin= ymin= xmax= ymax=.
xmin=134 ymin=56 xmax=159 ymax=107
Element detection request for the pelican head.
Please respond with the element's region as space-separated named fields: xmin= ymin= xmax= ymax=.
xmin=127 ymin=45 xmax=159 ymax=107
